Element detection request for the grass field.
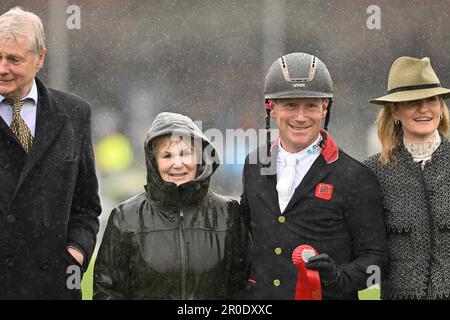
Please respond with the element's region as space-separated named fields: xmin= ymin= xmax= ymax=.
xmin=81 ymin=258 xmax=95 ymax=300
xmin=81 ymin=257 xmax=380 ymax=300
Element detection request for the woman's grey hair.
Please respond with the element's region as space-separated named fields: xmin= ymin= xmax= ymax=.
xmin=0 ymin=6 xmax=46 ymax=55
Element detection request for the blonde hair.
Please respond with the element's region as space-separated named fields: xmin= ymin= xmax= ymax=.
xmin=376 ymin=97 xmax=449 ymax=165
xmin=0 ymin=6 xmax=46 ymax=55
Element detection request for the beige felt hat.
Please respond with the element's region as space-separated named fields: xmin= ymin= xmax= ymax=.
xmin=369 ymin=56 xmax=450 ymax=105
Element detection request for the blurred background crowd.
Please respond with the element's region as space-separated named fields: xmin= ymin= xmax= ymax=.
xmin=2 ymin=0 xmax=450 ymax=245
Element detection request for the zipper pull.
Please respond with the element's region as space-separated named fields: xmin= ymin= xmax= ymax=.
xmin=179 ymin=209 xmax=184 ymax=221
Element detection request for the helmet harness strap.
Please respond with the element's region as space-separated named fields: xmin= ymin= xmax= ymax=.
xmin=265 ymin=101 xmax=272 ymax=158
xmin=323 ymin=99 xmax=332 ymax=132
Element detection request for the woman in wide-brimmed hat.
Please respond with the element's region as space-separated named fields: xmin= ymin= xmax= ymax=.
xmin=364 ymin=56 xmax=450 ymax=300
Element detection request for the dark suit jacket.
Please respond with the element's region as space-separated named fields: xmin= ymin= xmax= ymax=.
xmin=240 ymin=131 xmax=389 ymax=299
xmin=0 ymin=77 xmax=101 ymax=299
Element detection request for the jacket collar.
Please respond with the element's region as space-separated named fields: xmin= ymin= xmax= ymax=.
xmin=319 ymin=129 xmax=339 ymax=164
xmin=145 ymin=169 xmax=210 ymax=205
xmin=262 ymin=129 xmax=339 ymax=173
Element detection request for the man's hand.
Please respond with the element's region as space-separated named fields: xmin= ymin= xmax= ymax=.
xmin=305 ymin=253 xmax=339 ymax=285
xmin=67 ymin=247 xmax=84 ymax=267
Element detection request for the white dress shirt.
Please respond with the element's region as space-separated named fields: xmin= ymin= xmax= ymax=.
xmin=0 ymin=79 xmax=38 ymax=137
xmin=276 ymin=134 xmax=322 ymax=212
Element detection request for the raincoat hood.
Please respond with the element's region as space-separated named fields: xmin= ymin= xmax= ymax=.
xmin=144 ymin=112 xmax=219 ymax=210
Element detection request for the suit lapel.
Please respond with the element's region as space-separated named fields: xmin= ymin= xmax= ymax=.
xmin=262 ymin=139 xmax=333 ymax=214
xmin=284 ymin=154 xmax=333 ymax=213
xmin=0 ymin=119 xmax=12 ymax=214
xmin=258 ymin=143 xmax=283 ymax=213
xmin=12 ymin=78 xmax=64 ymax=198
xmin=260 ymin=172 xmax=280 ymax=214
xmin=0 ymin=117 xmax=12 ymax=138
xmin=0 ymin=106 xmax=22 ymax=144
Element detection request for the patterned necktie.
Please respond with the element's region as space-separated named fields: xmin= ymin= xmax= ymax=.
xmin=7 ymin=99 xmax=33 ymax=153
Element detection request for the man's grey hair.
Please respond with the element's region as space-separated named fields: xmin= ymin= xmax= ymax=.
xmin=0 ymin=6 xmax=46 ymax=55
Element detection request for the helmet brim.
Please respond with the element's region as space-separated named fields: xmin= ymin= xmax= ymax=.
xmin=265 ymin=90 xmax=333 ymax=101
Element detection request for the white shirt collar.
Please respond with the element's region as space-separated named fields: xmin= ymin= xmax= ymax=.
xmin=0 ymin=79 xmax=38 ymax=105
xmin=278 ymin=134 xmax=322 ymax=165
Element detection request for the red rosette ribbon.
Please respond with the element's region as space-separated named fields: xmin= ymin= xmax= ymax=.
xmin=292 ymin=244 xmax=322 ymax=300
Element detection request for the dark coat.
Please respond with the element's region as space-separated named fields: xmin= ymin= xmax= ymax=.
xmin=0 ymin=77 xmax=101 ymax=299
xmin=93 ymin=112 xmax=251 ymax=300
xmin=364 ymin=136 xmax=450 ymax=299
xmin=240 ymin=130 xmax=390 ymax=299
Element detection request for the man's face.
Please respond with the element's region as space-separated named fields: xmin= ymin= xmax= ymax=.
xmin=270 ymin=98 xmax=328 ymax=153
xmin=0 ymin=36 xmax=45 ymax=99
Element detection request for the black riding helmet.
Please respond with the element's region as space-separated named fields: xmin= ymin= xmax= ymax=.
xmin=263 ymin=53 xmax=334 ymax=155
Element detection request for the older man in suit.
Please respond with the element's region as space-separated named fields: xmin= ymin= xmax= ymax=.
xmin=0 ymin=7 xmax=101 ymax=299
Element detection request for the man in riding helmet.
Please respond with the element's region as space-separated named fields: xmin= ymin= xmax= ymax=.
xmin=240 ymin=52 xmax=389 ymax=299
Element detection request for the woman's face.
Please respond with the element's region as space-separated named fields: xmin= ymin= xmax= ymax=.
xmin=393 ymin=96 xmax=443 ymax=142
xmin=154 ymin=136 xmax=197 ymax=186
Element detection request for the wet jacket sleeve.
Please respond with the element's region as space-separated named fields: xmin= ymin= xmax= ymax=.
xmin=333 ymin=167 xmax=390 ymax=294
xmin=227 ymin=199 xmax=252 ymax=299
xmin=93 ymin=208 xmax=131 ymax=300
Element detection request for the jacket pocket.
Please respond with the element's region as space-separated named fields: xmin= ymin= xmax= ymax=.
xmin=63 ymin=249 xmax=82 ymax=268
xmin=438 ymin=224 xmax=450 ymax=233
xmin=434 ymin=223 xmax=450 ymax=260
xmin=385 ymin=209 xmax=412 ymax=235
xmin=386 ymin=211 xmax=415 ymax=262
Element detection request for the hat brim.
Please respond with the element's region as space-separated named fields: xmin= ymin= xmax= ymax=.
xmin=369 ymin=87 xmax=450 ymax=105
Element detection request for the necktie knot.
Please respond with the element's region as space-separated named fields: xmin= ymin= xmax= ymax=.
xmin=12 ymin=100 xmax=25 ymax=116
xmin=13 ymin=100 xmax=25 ymax=113
xmin=284 ymin=154 xmax=297 ymax=167
xmin=4 ymin=99 xmax=24 ymax=115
